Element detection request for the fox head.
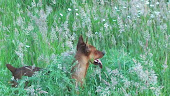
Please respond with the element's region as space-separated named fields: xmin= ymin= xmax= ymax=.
xmin=76 ymin=35 xmax=105 ymax=66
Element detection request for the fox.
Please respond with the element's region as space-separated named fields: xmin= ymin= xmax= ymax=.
xmin=6 ymin=64 xmax=41 ymax=87
xmin=71 ymin=35 xmax=105 ymax=87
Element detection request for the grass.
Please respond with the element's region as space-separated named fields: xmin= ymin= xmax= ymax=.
xmin=0 ymin=0 xmax=169 ymax=95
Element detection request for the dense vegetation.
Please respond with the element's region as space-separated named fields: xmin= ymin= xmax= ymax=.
xmin=0 ymin=0 xmax=169 ymax=95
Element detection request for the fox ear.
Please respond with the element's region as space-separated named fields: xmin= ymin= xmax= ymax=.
xmin=85 ymin=44 xmax=90 ymax=53
xmin=6 ymin=64 xmax=16 ymax=74
xmin=77 ymin=35 xmax=85 ymax=50
xmin=85 ymin=37 xmax=91 ymax=53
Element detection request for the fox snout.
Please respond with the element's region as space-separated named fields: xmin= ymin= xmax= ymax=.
xmin=102 ymin=51 xmax=105 ymax=55
xmin=94 ymin=50 xmax=105 ymax=59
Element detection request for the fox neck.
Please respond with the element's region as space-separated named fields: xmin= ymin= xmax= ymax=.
xmin=74 ymin=55 xmax=90 ymax=80
xmin=79 ymin=56 xmax=90 ymax=75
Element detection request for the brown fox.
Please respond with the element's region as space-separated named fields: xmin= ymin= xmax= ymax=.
xmin=71 ymin=35 xmax=105 ymax=87
xmin=6 ymin=64 xmax=41 ymax=87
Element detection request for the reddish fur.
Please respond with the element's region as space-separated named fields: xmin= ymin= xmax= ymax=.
xmin=71 ymin=35 xmax=105 ymax=87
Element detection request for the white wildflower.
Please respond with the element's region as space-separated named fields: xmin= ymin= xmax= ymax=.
xmin=60 ymin=13 xmax=63 ymax=16
xmin=136 ymin=5 xmax=139 ymax=8
xmin=123 ymin=6 xmax=127 ymax=9
xmin=76 ymin=13 xmax=79 ymax=16
xmin=127 ymin=16 xmax=131 ymax=18
xmin=25 ymin=45 xmax=30 ymax=48
xmin=150 ymin=5 xmax=154 ymax=7
xmin=75 ymin=9 xmax=78 ymax=11
xmin=115 ymin=6 xmax=118 ymax=10
xmin=52 ymin=0 xmax=56 ymax=4
xmin=11 ymin=76 xmax=15 ymax=81
xmin=112 ymin=19 xmax=116 ymax=22
xmin=95 ymin=32 xmax=98 ymax=34
xmin=58 ymin=64 xmax=62 ymax=69
xmin=156 ymin=2 xmax=159 ymax=5
xmin=145 ymin=1 xmax=149 ymax=5
xmin=116 ymin=9 xmax=120 ymax=12
xmin=104 ymin=23 xmax=109 ymax=28
xmin=68 ymin=8 xmax=71 ymax=11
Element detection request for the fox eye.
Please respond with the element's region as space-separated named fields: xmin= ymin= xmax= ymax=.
xmin=94 ymin=51 xmax=98 ymax=55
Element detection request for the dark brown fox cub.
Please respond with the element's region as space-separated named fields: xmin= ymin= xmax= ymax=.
xmin=6 ymin=64 xmax=41 ymax=87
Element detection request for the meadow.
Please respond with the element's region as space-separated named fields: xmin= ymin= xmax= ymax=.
xmin=0 ymin=0 xmax=169 ymax=95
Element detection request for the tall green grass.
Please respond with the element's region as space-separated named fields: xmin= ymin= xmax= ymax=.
xmin=0 ymin=0 xmax=169 ymax=95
